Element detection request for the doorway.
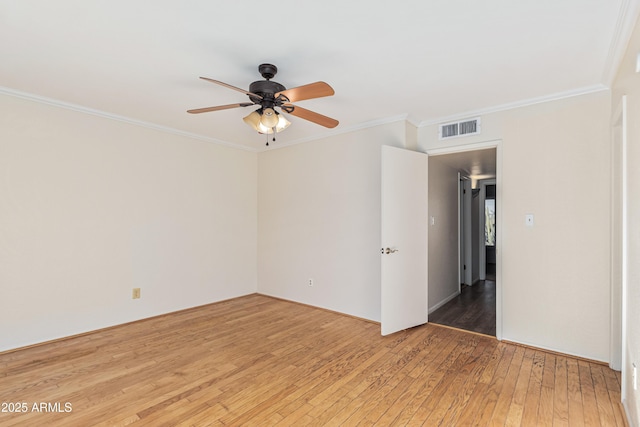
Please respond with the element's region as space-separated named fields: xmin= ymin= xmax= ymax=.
xmin=426 ymin=143 xmax=500 ymax=337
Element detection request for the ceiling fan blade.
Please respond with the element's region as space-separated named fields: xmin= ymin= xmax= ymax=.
xmin=199 ymin=77 xmax=263 ymax=100
xmin=284 ymin=104 xmax=339 ymax=128
xmin=276 ymin=81 xmax=335 ymax=103
xmin=187 ymin=103 xmax=253 ymax=114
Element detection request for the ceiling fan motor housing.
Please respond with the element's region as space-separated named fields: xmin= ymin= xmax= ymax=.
xmin=248 ymin=80 xmax=287 ymax=106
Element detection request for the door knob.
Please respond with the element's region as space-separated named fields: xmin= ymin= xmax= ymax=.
xmin=382 ymin=247 xmax=399 ymax=254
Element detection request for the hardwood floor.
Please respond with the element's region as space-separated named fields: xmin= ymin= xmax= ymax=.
xmin=0 ymin=294 xmax=626 ymax=426
xmin=430 ymin=280 xmax=497 ymax=336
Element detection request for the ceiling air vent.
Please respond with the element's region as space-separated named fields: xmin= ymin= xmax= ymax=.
xmin=439 ymin=117 xmax=481 ymax=140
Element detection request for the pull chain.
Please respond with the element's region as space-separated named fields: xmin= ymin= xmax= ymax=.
xmin=265 ymin=127 xmax=277 ymax=146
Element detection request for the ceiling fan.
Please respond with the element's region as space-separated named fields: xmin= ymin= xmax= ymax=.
xmin=188 ymin=63 xmax=338 ymax=145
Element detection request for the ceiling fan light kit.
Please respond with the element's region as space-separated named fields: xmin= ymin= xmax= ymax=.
xmin=242 ymin=109 xmax=291 ymax=134
xmin=188 ymin=63 xmax=338 ymax=145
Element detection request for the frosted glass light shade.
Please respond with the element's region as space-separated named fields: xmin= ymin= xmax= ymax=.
xmin=275 ymin=114 xmax=291 ymax=132
xmin=243 ymin=111 xmax=261 ymax=129
xmin=260 ymin=108 xmax=279 ymax=128
xmin=243 ymin=109 xmax=291 ymax=134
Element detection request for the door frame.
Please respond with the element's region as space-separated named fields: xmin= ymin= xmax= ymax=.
xmin=460 ymin=177 xmax=473 ymax=286
xmin=427 ymin=140 xmax=503 ymax=340
xmin=458 ymin=174 xmax=468 ymax=291
xmin=610 ymin=96 xmax=627 ymax=381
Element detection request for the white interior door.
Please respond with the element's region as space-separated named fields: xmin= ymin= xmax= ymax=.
xmin=381 ymin=145 xmax=428 ymax=335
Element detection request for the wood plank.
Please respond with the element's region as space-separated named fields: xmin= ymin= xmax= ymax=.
xmin=591 ymin=364 xmax=622 ymax=426
xmin=504 ymin=347 xmax=535 ymax=425
xmin=430 ymin=338 xmax=498 ymax=426
xmin=456 ymin=342 xmax=515 ymax=426
xmin=578 ymin=360 xmax=601 ymax=426
xmin=520 ymin=350 xmax=544 ymax=425
xmin=566 ymin=357 xmax=585 ymax=425
xmin=536 ymin=352 xmax=556 ymax=426
xmin=488 ymin=344 xmax=526 ymax=425
xmin=553 ymin=355 xmax=570 ymax=427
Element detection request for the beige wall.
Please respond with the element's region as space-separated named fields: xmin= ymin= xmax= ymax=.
xmin=2 ymin=87 xmax=615 ymax=367
xmin=419 ymin=90 xmax=612 ymax=361
xmin=258 ymin=90 xmax=613 ymax=362
xmin=257 ymin=121 xmax=406 ymax=321
xmin=612 ymin=12 xmax=640 ymax=425
xmin=0 ymin=94 xmax=258 ymax=352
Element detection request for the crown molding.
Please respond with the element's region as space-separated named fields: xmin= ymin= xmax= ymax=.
xmin=1 ymin=81 xmax=613 ymax=153
xmin=602 ymin=0 xmax=640 ymax=86
xmin=257 ymin=114 xmax=410 ymax=151
xmin=0 ymin=86 xmax=259 ymax=152
xmin=1 ymin=86 xmax=411 ymax=153
xmin=418 ymin=84 xmax=610 ymax=128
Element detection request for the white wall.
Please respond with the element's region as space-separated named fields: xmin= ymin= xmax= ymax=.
xmin=427 ymin=156 xmax=460 ymax=312
xmin=419 ymin=90 xmax=612 ymax=362
xmin=612 ymin=13 xmax=640 ymax=425
xmin=0 ymin=94 xmax=258 ymax=352
xmin=257 ymin=121 xmax=406 ymax=321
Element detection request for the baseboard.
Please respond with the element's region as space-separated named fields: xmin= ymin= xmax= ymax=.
xmin=501 ymin=338 xmax=610 ymax=367
xmin=257 ymin=293 xmax=380 ymax=325
xmin=428 ymin=290 xmax=460 ymax=314
xmin=0 ymin=293 xmax=257 ymax=356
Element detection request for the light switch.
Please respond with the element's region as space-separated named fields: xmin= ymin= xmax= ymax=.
xmin=525 ymin=214 xmax=534 ymax=227
xmin=430 ymin=216 xmax=435 ymax=226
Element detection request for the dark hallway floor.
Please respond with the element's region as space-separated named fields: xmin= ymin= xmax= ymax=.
xmin=429 ymin=279 xmax=496 ymax=336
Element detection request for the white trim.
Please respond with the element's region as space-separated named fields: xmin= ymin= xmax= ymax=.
xmin=622 ymin=95 xmax=629 ymax=401
xmin=602 ymin=0 xmax=640 ymax=86
xmin=502 ymin=338 xmax=610 ymax=365
xmin=0 ymin=83 xmax=420 ymax=153
xmin=610 ymin=97 xmax=625 ymax=372
xmin=0 ymin=85 xmax=411 ymax=153
xmin=260 ymin=114 xmax=410 ymax=151
xmin=2 ymin=80 xmax=617 ymax=156
xmin=0 ymin=86 xmax=258 ymax=152
xmin=2 ymin=82 xmax=613 ymax=155
xmin=458 ymin=173 xmax=463 ymax=293
xmin=419 ymin=85 xmax=609 ymax=128
xmin=428 ymin=290 xmax=461 ymax=314
xmin=427 ymin=139 xmax=501 ymax=156
xmin=462 ymin=179 xmax=472 ymax=286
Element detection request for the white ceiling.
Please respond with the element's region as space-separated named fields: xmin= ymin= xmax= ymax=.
xmin=1 ymin=1 xmax=637 ymax=153
xmin=431 ymin=148 xmax=497 ymax=180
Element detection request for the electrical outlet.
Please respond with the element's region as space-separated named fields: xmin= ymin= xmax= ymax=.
xmin=132 ymin=288 xmax=141 ymax=299
xmin=308 ymin=278 xmax=313 ymax=287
